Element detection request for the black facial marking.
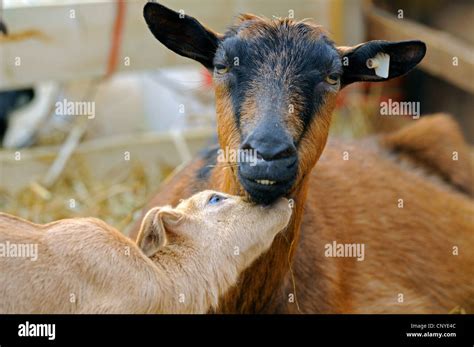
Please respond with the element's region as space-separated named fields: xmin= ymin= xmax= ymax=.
xmin=214 ymin=20 xmax=341 ymax=139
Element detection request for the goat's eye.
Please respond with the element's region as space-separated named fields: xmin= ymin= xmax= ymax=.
xmin=214 ymin=64 xmax=230 ymax=75
xmin=325 ymin=73 xmax=340 ymax=85
xmin=208 ymin=194 xmax=227 ymax=205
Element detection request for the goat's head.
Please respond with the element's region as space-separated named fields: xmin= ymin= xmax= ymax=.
xmin=137 ymin=190 xmax=291 ymax=264
xmin=144 ymin=2 xmax=426 ymax=204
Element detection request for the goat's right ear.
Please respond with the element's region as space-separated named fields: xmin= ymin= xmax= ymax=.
xmin=136 ymin=207 xmax=183 ymax=257
xmin=143 ymin=2 xmax=221 ymax=69
xmin=338 ymin=40 xmax=426 ymax=87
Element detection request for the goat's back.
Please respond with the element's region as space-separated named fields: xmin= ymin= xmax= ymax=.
xmin=0 ymin=214 xmax=158 ymax=313
xmin=292 ymin=137 xmax=474 ymax=313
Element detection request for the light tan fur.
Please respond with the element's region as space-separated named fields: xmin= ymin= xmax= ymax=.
xmin=0 ymin=190 xmax=291 ymax=313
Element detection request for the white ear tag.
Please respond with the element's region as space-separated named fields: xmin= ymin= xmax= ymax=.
xmin=366 ymin=53 xmax=390 ymax=78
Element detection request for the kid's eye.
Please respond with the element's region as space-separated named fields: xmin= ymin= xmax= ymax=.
xmin=208 ymin=194 xmax=227 ymax=205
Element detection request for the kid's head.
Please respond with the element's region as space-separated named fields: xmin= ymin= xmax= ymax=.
xmin=136 ymin=190 xmax=292 ymax=260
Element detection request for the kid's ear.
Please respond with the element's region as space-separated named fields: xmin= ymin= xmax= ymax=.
xmin=136 ymin=207 xmax=184 ymax=257
xmin=143 ymin=2 xmax=221 ymax=69
xmin=338 ymin=40 xmax=426 ymax=87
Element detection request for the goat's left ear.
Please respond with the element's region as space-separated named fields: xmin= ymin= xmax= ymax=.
xmin=338 ymin=40 xmax=426 ymax=87
xmin=136 ymin=207 xmax=184 ymax=257
xmin=143 ymin=2 xmax=221 ymax=69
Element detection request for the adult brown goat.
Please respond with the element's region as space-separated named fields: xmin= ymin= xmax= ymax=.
xmin=134 ymin=2 xmax=474 ymax=313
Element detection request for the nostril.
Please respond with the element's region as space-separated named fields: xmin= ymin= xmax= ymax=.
xmin=241 ymin=141 xmax=296 ymax=161
xmin=241 ymin=142 xmax=263 ymax=160
xmin=240 ymin=142 xmax=253 ymax=151
xmin=241 ymin=133 xmax=297 ymax=162
xmin=275 ymin=147 xmax=296 ymax=160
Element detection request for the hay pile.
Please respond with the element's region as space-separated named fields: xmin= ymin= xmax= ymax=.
xmin=0 ymin=160 xmax=174 ymax=237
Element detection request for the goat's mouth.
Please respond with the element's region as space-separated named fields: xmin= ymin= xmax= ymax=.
xmin=253 ymin=179 xmax=277 ymax=186
xmin=237 ymin=154 xmax=298 ymax=204
xmin=238 ymin=171 xmax=296 ymax=205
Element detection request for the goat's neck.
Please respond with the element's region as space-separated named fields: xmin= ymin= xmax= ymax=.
xmin=148 ymin=242 xmax=241 ymax=314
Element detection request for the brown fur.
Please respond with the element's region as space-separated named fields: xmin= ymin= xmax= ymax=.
xmin=0 ymin=191 xmax=291 ymax=313
xmin=134 ymin=124 xmax=474 ymax=313
xmin=137 ymin=10 xmax=473 ymax=313
xmin=381 ymin=113 xmax=474 ymax=196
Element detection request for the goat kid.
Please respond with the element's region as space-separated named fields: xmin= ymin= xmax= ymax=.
xmin=0 ymin=190 xmax=291 ymax=313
